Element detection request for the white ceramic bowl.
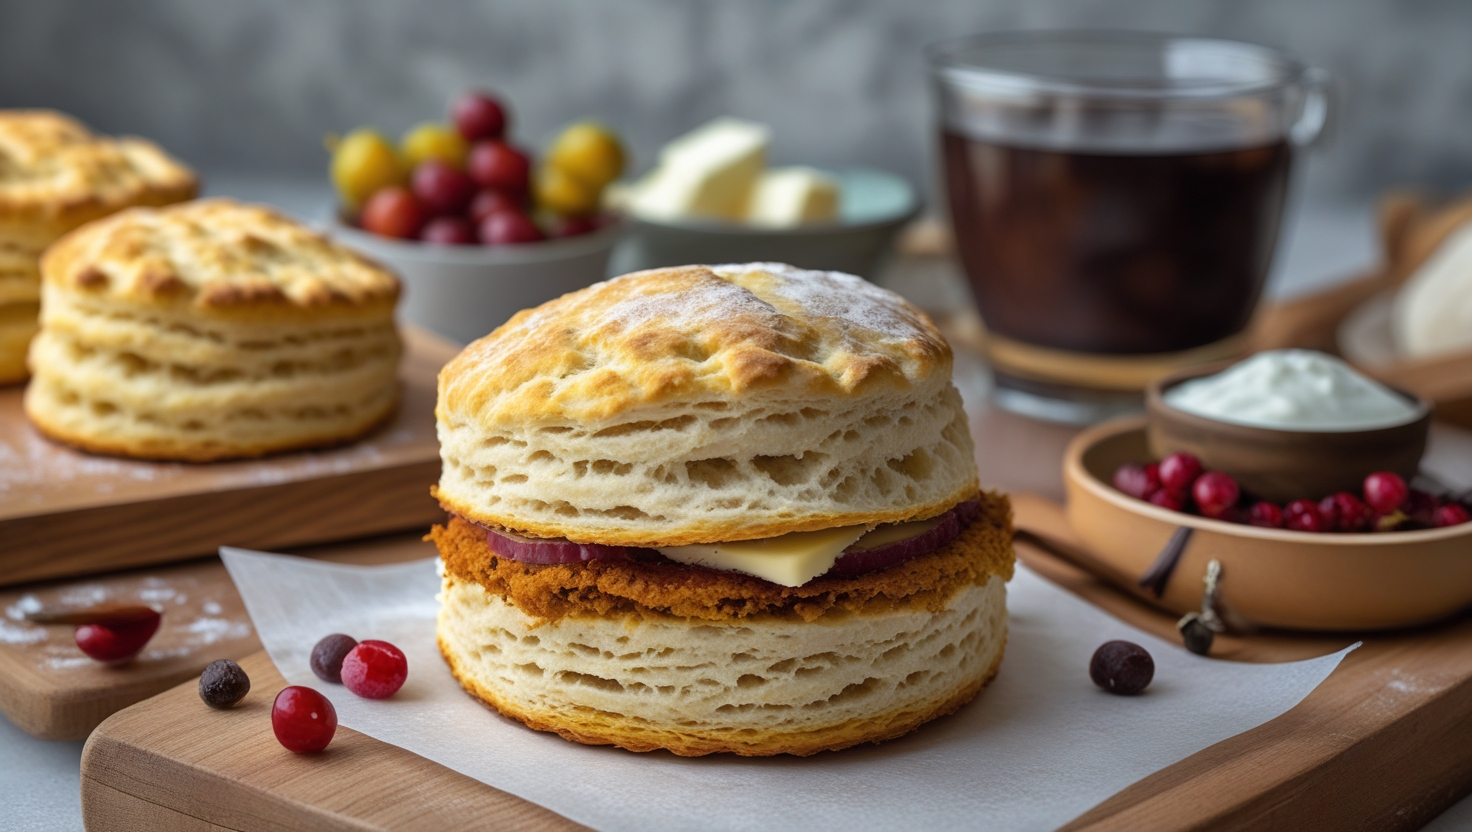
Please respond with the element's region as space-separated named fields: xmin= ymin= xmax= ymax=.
xmin=329 ymin=219 xmax=624 ymax=346
xmin=609 ymin=168 xmax=918 ymax=279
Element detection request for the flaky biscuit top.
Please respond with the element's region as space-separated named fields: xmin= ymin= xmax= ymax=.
xmin=40 ymin=198 xmax=400 ymax=321
xmin=0 ymin=110 xmax=197 ymax=246
xmin=439 ymin=263 xmax=952 ymax=428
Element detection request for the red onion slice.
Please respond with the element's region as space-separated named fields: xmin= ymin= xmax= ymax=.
xmin=485 ymin=528 xmax=651 ymax=564
xmin=825 ymin=506 xmax=965 ymax=578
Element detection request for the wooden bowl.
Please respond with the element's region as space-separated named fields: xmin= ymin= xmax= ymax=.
xmin=1145 ymin=363 xmax=1431 ymax=503
xmin=1064 ymin=418 xmax=1472 ymax=631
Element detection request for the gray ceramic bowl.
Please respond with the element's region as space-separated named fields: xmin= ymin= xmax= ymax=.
xmin=329 ymin=219 xmax=623 ymax=346
xmin=608 ymin=168 xmax=919 ymax=279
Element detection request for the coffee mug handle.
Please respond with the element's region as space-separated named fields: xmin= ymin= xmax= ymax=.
xmin=1290 ymin=66 xmax=1333 ymax=147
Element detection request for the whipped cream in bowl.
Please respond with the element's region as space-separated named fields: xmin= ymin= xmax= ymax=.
xmin=1146 ymin=349 xmax=1430 ymax=503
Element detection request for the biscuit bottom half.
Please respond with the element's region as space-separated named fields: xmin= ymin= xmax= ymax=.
xmin=433 ymin=497 xmax=1013 ymax=756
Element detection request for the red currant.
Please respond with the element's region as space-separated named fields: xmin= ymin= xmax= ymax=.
xmin=1248 ymin=501 xmax=1284 ymax=528
xmin=1111 ymin=463 xmax=1160 ymax=500
xmin=451 ymin=91 xmax=508 ymax=141
xmin=1147 ymin=488 xmax=1187 ymax=512
xmin=272 ymin=686 xmax=337 ymax=753
xmin=1434 ymin=504 xmax=1471 ymax=527
xmin=420 ymin=216 xmax=476 ymax=245
xmin=1158 ymin=453 xmax=1203 ymax=492
xmin=479 ymin=209 xmax=545 ymax=245
xmin=341 ymin=640 xmax=408 ymax=699
xmin=1326 ymin=492 xmax=1373 ymax=532
xmin=1192 ymin=471 xmax=1240 ymax=517
xmin=75 ymin=608 xmax=162 ymax=663
xmin=411 ymin=160 xmax=475 ymax=217
xmin=1363 ymin=472 xmax=1409 ymax=515
xmin=1285 ymin=499 xmax=1326 ymax=532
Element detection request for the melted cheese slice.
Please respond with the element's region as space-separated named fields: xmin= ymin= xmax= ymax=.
xmin=657 ymin=517 xmax=941 ymax=587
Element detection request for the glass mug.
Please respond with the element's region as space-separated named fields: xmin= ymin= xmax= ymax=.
xmin=929 ymin=31 xmax=1330 ymax=424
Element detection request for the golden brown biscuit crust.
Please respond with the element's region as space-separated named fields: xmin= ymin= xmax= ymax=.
xmin=432 ymin=491 xmax=1014 ymax=623
xmin=437 ymin=263 xmax=951 ymax=430
xmin=0 ymin=110 xmax=197 ymax=246
xmin=40 ymin=198 xmax=400 ymax=322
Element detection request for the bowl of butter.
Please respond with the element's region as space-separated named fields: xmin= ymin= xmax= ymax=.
xmin=607 ymin=117 xmax=918 ymax=279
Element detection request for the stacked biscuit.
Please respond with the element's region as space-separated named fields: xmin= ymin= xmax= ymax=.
xmin=0 ymin=110 xmax=197 ymax=383
xmin=434 ymin=263 xmax=1014 ymax=756
xmin=25 ymin=198 xmax=404 ymax=461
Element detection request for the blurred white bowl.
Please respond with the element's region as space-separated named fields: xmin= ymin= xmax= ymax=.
xmin=609 ymin=168 xmax=919 ymax=279
xmin=329 ymin=219 xmax=623 ymax=346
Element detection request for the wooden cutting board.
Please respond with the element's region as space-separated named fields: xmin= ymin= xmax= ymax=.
xmin=0 ymin=326 xmax=457 ymax=587
xmin=76 ymin=521 xmax=1472 ymax=831
xmin=0 ymin=532 xmax=436 ymax=742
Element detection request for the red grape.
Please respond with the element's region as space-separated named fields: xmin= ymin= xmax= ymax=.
xmin=341 ymin=640 xmax=408 ymax=699
xmin=1111 ymin=463 xmax=1160 ymax=500
xmin=1363 ymin=472 xmax=1408 ymax=514
xmin=545 ymin=213 xmax=600 ymax=238
xmin=1148 ymin=488 xmax=1187 ymax=512
xmin=1192 ymin=471 xmax=1240 ymax=517
xmin=411 ymin=160 xmax=475 ymax=217
xmin=420 ymin=216 xmax=477 ymax=245
xmin=1248 ymin=501 xmax=1284 ymax=528
xmin=272 ymin=686 xmax=337 ymax=753
xmin=479 ymin=209 xmax=545 ymax=245
xmin=451 ymin=91 xmax=507 ymax=141
xmin=1286 ymin=498 xmax=1326 ymax=532
xmin=1158 ymin=453 xmax=1203 ymax=492
xmin=468 ymin=141 xmax=531 ymax=193
xmin=75 ymin=608 xmax=162 ymax=663
xmin=469 ymin=189 xmax=525 ymax=223
xmin=1434 ymin=504 xmax=1471 ymax=527
xmin=361 ymin=187 xmax=425 ymax=239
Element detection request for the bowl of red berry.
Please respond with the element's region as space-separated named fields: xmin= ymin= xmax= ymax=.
xmin=326 ymin=91 xmax=627 ymax=345
xmin=1064 ymin=415 xmax=1472 ymax=632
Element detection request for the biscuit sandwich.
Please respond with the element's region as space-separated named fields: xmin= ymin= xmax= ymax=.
xmin=25 ymin=198 xmax=402 ymax=461
xmin=0 ymin=110 xmax=197 ymax=384
xmin=433 ymin=262 xmax=1014 ymax=756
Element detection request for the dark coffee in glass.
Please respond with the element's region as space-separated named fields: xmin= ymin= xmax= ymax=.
xmin=931 ymin=32 xmax=1329 ymax=423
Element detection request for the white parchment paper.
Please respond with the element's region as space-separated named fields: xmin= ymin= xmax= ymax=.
xmin=221 ymin=548 xmax=1352 ymax=831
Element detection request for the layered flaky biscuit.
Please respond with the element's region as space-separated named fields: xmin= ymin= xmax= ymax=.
xmin=0 ymin=110 xmax=197 ymax=383
xmin=24 ymin=198 xmax=402 ymax=461
xmin=434 ymin=263 xmax=1013 ymax=756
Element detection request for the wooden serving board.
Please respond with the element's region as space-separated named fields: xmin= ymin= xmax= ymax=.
xmin=0 ymin=326 xmax=458 ymax=587
xmin=0 ymin=532 xmax=436 ymax=742
xmin=76 ymin=519 xmax=1472 ymax=831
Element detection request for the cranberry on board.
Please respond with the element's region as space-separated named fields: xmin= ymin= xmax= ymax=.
xmin=1435 ymin=504 xmax=1472 ymax=527
xmin=468 ymin=140 xmax=532 ymax=193
xmin=1111 ymin=463 xmax=1160 ymax=500
xmin=1148 ymin=488 xmax=1186 ymax=512
xmin=272 ymin=686 xmax=337 ymax=753
xmin=341 ymin=639 xmax=408 ymax=699
xmin=1363 ymin=472 xmax=1409 ymax=515
xmin=420 ymin=216 xmax=477 ymax=245
xmin=75 ymin=608 xmax=162 ymax=663
xmin=360 ymin=187 xmax=425 ymax=239
xmin=469 ymin=188 xmax=525 ymax=223
xmin=1158 ymin=453 xmax=1203 ymax=492
xmin=479 ymin=209 xmax=545 ymax=245
xmin=411 ymin=160 xmax=475 ymax=217
xmin=1285 ymin=499 xmax=1326 ymax=532
xmin=1248 ymin=501 xmax=1284 ymax=528
xmin=1192 ymin=471 xmax=1240 ymax=518
xmin=451 ymin=91 xmax=508 ymax=141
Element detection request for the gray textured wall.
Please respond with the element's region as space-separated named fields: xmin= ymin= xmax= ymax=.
xmin=2 ymin=0 xmax=1471 ymax=204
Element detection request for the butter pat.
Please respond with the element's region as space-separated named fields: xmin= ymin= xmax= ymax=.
xmin=746 ymin=166 xmax=840 ymax=227
xmin=627 ymin=118 xmax=770 ymax=221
